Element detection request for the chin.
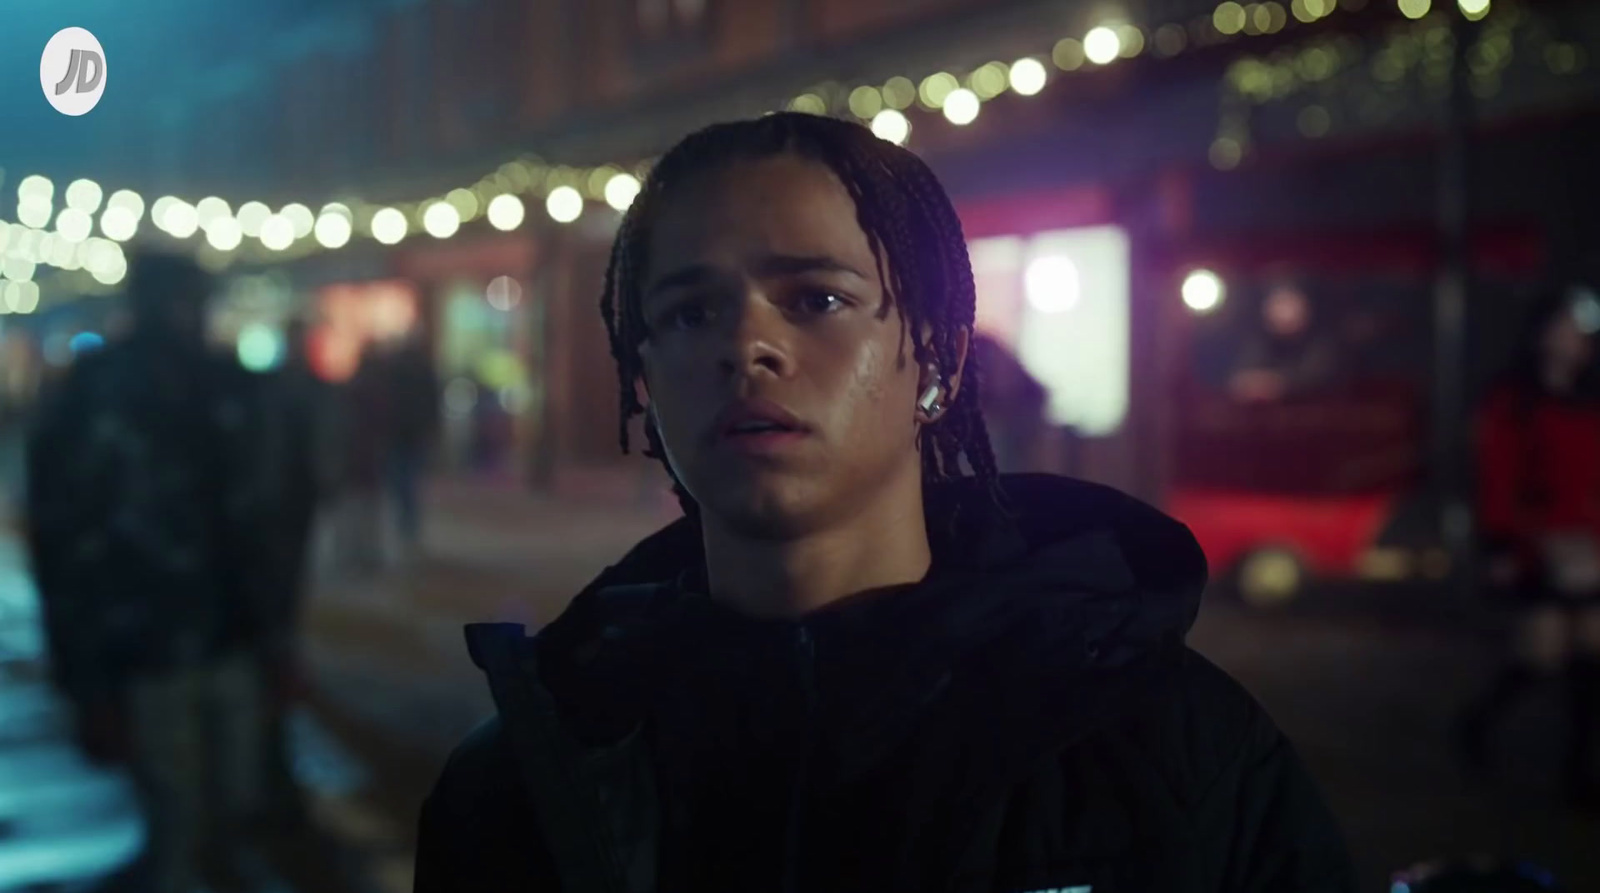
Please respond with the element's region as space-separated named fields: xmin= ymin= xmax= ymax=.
xmin=694 ymin=475 xmax=832 ymax=541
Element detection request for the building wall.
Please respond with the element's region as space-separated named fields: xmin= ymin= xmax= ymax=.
xmin=232 ymin=0 xmax=1029 ymax=195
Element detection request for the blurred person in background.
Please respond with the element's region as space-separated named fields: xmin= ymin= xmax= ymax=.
xmin=1459 ymin=285 xmax=1600 ymax=811
xmin=1229 ymin=280 xmax=1342 ymax=403
xmin=25 ymin=250 xmax=278 ymax=893
xmin=340 ymin=341 xmax=388 ymax=573
xmin=253 ymin=318 xmax=344 ymax=836
xmin=414 ymin=114 xmax=1355 ymax=892
xmin=382 ymin=328 xmax=438 ymax=559
xmin=971 ymin=331 xmax=1050 ymax=473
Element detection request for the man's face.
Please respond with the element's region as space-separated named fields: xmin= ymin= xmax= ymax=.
xmin=638 ymin=155 xmax=928 ymax=539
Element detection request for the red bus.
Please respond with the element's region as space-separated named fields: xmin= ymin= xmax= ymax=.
xmin=961 ymin=185 xmax=1543 ymax=607
xmin=1155 ymin=228 xmax=1542 ymax=605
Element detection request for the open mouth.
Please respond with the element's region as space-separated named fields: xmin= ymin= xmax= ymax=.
xmin=725 ymin=420 xmax=801 ymax=437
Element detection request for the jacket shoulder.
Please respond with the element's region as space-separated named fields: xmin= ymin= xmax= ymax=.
xmin=1096 ymin=649 xmax=1284 ymax=805
xmin=416 ymin=718 xmax=557 ymax=890
xmin=428 ymin=717 xmax=523 ymax=811
xmin=1075 ymin=650 xmax=1355 ymax=890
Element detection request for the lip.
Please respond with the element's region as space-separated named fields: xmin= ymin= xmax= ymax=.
xmin=712 ymin=398 xmax=812 ymax=448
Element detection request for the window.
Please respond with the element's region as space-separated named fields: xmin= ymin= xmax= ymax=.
xmin=970 ymin=226 xmax=1132 ymax=436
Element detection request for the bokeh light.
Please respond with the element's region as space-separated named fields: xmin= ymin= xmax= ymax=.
xmin=546 ymin=186 xmax=584 ymax=223
xmin=871 ymin=109 xmax=911 ymax=144
xmin=1009 ymin=58 xmax=1048 ymax=96
xmin=1182 ymin=269 xmax=1225 ymax=312
xmin=487 ymin=194 xmax=525 ymax=231
xmin=315 ymin=212 xmax=352 ymax=249
xmin=65 ymin=179 xmax=103 ymax=214
xmin=371 ymin=208 xmax=408 ymax=244
xmin=259 ymin=215 xmax=295 ymax=251
xmin=205 ymin=217 xmax=243 ymax=251
xmin=942 ymin=88 xmax=981 ymax=125
xmin=604 ymin=174 xmax=641 ymax=211
xmin=1084 ymin=27 xmax=1123 ymax=65
xmin=423 ymin=201 xmax=461 ymax=239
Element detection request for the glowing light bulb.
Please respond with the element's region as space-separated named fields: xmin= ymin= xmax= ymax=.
xmin=314 ymin=213 xmax=352 ymax=249
xmin=871 ymin=109 xmax=911 ymax=144
xmin=205 ymin=217 xmax=243 ymax=251
xmin=65 ymin=179 xmax=103 ymax=213
xmin=1182 ymin=269 xmax=1225 ymax=312
xmin=1084 ymin=27 xmax=1123 ymax=65
xmin=423 ymin=202 xmax=461 ymax=239
xmin=487 ymin=194 xmax=525 ymax=231
xmin=259 ymin=215 xmax=294 ymax=251
xmin=237 ymin=201 xmax=271 ymax=237
xmin=604 ymin=174 xmax=641 ymax=212
xmin=280 ymin=203 xmax=315 ymax=239
xmin=55 ymin=208 xmax=93 ymax=243
xmin=546 ymin=186 xmax=583 ymax=224
xmin=1009 ymin=58 xmax=1048 ymax=95
xmin=942 ymin=89 xmax=981 ymax=125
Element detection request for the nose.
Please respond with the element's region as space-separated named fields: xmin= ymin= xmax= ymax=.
xmin=717 ymin=289 xmax=793 ymax=380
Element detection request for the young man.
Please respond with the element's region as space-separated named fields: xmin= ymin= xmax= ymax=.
xmin=415 ymin=113 xmax=1356 ymax=892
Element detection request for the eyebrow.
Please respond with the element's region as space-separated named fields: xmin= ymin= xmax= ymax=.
xmin=645 ymin=254 xmax=869 ymax=297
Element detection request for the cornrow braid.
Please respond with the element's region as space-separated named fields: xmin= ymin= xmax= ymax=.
xmin=598 ymin=112 xmax=1002 ymax=518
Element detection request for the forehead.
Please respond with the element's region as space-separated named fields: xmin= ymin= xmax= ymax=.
xmin=643 ymin=156 xmax=876 ymax=280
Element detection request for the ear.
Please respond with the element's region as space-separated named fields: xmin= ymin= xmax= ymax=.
xmin=916 ymin=325 xmax=973 ymax=421
xmin=917 ymin=326 xmax=972 ymax=395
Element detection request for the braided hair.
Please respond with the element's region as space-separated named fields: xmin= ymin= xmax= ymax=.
xmin=598 ymin=112 xmax=1001 ymax=519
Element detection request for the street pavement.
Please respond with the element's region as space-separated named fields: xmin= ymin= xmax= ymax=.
xmin=6 ymin=477 xmax=1599 ymax=891
xmin=0 ymin=475 xmax=669 ymax=893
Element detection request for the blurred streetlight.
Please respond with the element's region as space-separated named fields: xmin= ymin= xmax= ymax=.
xmin=486 ymin=194 xmax=525 ymax=231
xmin=1009 ymin=58 xmax=1048 ymax=96
xmin=205 ymin=217 xmax=243 ymax=251
xmin=547 ymin=186 xmax=583 ymax=223
xmin=942 ymin=88 xmax=980 ymax=125
xmin=259 ymin=215 xmax=294 ymax=251
xmin=423 ymin=201 xmax=461 ymax=239
xmin=1084 ymin=27 xmax=1123 ymax=65
xmin=65 ymin=179 xmax=103 ymax=213
xmin=1182 ymin=269 xmax=1225 ymax=313
xmin=314 ymin=212 xmax=352 ymax=249
xmin=371 ymin=208 xmax=408 ymax=244
xmin=237 ymin=201 xmax=271 ymax=237
xmin=871 ymin=109 xmax=911 ymax=144
xmin=605 ymin=174 xmax=641 ymax=211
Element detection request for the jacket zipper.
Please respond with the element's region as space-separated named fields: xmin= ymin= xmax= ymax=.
xmin=781 ymin=624 xmax=818 ymax=893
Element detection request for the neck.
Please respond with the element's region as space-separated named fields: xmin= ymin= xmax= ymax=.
xmin=700 ymin=466 xmax=933 ymax=619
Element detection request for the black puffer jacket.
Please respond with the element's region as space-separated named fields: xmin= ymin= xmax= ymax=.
xmin=415 ymin=475 xmax=1355 ymax=893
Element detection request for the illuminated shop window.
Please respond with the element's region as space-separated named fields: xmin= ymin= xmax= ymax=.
xmin=969 ymin=226 xmax=1131 ymax=436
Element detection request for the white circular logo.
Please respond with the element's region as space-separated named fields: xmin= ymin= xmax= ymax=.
xmin=40 ymin=27 xmax=107 ymax=116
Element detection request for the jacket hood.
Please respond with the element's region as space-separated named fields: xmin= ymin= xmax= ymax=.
xmin=491 ymin=474 xmax=1207 ymax=791
xmin=562 ymin=472 xmax=1205 ymax=649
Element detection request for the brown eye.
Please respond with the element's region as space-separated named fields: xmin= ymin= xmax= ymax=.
xmin=654 ymin=299 xmax=713 ymax=332
xmin=797 ymin=291 xmax=845 ymax=315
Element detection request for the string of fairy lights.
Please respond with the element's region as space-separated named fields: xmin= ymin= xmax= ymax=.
xmin=0 ymin=0 xmax=1502 ymax=313
xmin=1207 ymin=0 xmax=1577 ymax=169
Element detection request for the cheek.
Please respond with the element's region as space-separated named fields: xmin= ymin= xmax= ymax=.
xmin=824 ymin=336 xmax=919 ymax=437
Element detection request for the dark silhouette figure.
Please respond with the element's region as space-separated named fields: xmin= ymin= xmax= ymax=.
xmin=26 ymin=251 xmax=277 ymax=893
xmin=1459 ymin=286 xmax=1600 ymax=812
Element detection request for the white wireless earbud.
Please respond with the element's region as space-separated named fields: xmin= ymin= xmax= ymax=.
xmin=918 ymin=364 xmax=945 ymax=416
